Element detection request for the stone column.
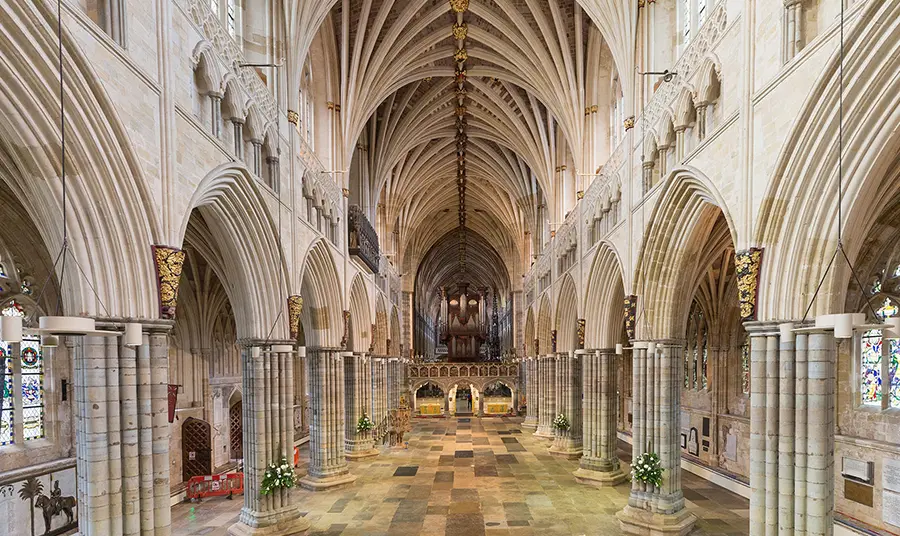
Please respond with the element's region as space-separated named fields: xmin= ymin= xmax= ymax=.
xmin=535 ymin=354 xmax=556 ymax=440
xmin=300 ymin=348 xmax=356 ymax=491
xmin=345 ymin=352 xmax=378 ymax=459
xmin=370 ymin=356 xmax=388 ymax=433
xmin=576 ymin=348 xmax=627 ymax=486
xmin=617 ymin=341 xmax=696 ymax=535
xmin=523 ymin=357 xmax=538 ymax=428
xmin=229 ymin=342 xmax=308 ymax=535
xmin=747 ymin=322 xmax=836 ymax=536
xmin=550 ymin=351 xmax=583 ymax=458
xmin=72 ymin=322 xmax=173 ymax=536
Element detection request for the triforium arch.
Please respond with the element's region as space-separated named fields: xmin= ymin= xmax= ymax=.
xmin=0 ymin=0 xmax=159 ymax=319
xmin=554 ymin=275 xmax=579 ymax=353
xmin=755 ymin=0 xmax=900 ymax=321
xmin=179 ymin=164 xmax=290 ymax=339
xmin=300 ymin=240 xmax=344 ymax=348
xmin=634 ymin=167 xmax=738 ymax=340
xmin=583 ymin=242 xmax=626 ymax=349
xmin=348 ymin=273 xmax=372 ymax=353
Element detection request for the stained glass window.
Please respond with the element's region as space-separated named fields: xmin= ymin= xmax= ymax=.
xmin=861 ymin=329 xmax=883 ymax=405
xmin=0 ymin=343 xmax=12 ymax=446
xmin=741 ymin=334 xmax=751 ymax=394
xmin=682 ymin=0 xmax=691 ymax=42
xmin=685 ymin=301 xmax=707 ymax=391
xmin=21 ymin=337 xmax=43 ymax=441
xmin=860 ymin=298 xmax=900 ymax=407
xmin=0 ymin=262 xmax=6 ymax=278
xmin=2 ymin=300 xmax=24 ymax=317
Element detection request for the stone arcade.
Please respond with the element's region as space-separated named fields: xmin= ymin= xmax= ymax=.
xmin=0 ymin=0 xmax=899 ymax=535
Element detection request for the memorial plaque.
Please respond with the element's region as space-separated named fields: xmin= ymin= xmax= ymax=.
xmin=884 ymin=458 xmax=900 ymax=493
xmin=680 ymin=434 xmax=687 ymax=449
xmin=841 ymin=457 xmax=873 ymax=484
xmin=884 ymin=490 xmax=900 ymax=528
xmin=843 ymin=479 xmax=873 ymax=507
xmin=702 ymin=417 xmax=710 ymax=437
xmin=725 ymin=432 xmax=737 ymax=461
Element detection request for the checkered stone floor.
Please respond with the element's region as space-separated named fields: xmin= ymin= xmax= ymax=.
xmin=172 ymin=417 xmax=749 ymax=535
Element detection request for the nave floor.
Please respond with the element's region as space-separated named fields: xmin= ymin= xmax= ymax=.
xmin=172 ymin=417 xmax=749 ymax=536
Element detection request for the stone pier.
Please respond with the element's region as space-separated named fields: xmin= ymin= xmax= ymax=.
xmin=73 ymin=323 xmax=172 ymax=536
xmin=747 ymin=322 xmax=836 ymax=536
xmin=300 ymin=348 xmax=356 ymax=491
xmin=534 ymin=354 xmax=557 ymax=440
xmin=229 ymin=342 xmax=308 ymax=536
xmin=617 ymin=341 xmax=696 ymax=536
xmin=575 ymin=348 xmax=627 ymax=486
xmin=522 ymin=357 xmax=538 ymax=429
xmin=550 ymin=351 xmax=583 ymax=459
xmin=345 ymin=352 xmax=378 ymax=459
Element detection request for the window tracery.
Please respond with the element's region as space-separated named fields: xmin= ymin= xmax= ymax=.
xmin=860 ymin=296 xmax=900 ymax=408
xmin=1 ymin=302 xmax=45 ymax=445
xmin=685 ymin=300 xmax=708 ymax=391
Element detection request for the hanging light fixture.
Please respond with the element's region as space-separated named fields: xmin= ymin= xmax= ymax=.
xmin=0 ymin=315 xmax=23 ymax=344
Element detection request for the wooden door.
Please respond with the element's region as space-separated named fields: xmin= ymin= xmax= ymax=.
xmin=182 ymin=417 xmax=212 ymax=482
xmin=230 ymin=401 xmax=243 ymax=459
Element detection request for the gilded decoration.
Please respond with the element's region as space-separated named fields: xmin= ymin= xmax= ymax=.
xmin=152 ymin=246 xmax=186 ymax=320
xmin=452 ymin=23 xmax=468 ymax=40
xmin=287 ymin=109 xmax=299 ymax=125
xmin=576 ymin=190 xmax=584 ymax=200
xmin=576 ymin=319 xmax=585 ymax=349
xmin=550 ymin=330 xmax=557 ymax=353
xmin=624 ymin=116 xmax=635 ymax=130
xmin=736 ymin=248 xmax=764 ymax=321
xmin=341 ymin=310 xmax=351 ymax=349
xmin=454 ymin=49 xmax=468 ymax=63
xmin=449 ymin=0 xmax=469 ymax=13
xmin=624 ymin=294 xmax=637 ymax=340
xmin=288 ymin=295 xmax=303 ymax=340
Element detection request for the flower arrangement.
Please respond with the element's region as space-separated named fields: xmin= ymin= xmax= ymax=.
xmin=260 ymin=457 xmax=296 ymax=495
xmin=631 ymin=450 xmax=664 ymax=488
xmin=356 ymin=412 xmax=374 ymax=434
xmin=552 ymin=413 xmax=570 ymax=431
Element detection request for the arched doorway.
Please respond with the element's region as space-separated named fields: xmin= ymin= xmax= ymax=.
xmin=414 ymin=382 xmax=445 ymax=416
xmin=182 ymin=417 xmax=212 ymax=482
xmin=455 ymin=386 xmax=473 ymax=415
xmin=229 ymin=399 xmax=243 ymax=460
xmin=482 ymin=381 xmax=513 ymax=415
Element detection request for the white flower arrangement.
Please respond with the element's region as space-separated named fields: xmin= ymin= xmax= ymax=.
xmin=631 ymin=450 xmax=664 ymax=488
xmin=356 ymin=412 xmax=374 ymax=434
xmin=552 ymin=413 xmax=570 ymax=431
xmin=260 ymin=456 xmax=296 ymax=495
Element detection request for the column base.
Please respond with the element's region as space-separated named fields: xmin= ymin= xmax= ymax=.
xmin=549 ymin=439 xmax=583 ymax=460
xmin=346 ymin=448 xmax=379 ymax=460
xmin=574 ymin=466 xmax=628 ymax=487
xmin=615 ymin=505 xmax=696 ymax=536
xmin=533 ymin=425 xmax=555 ymax=440
xmin=299 ymin=472 xmax=357 ymax=492
xmin=228 ymin=510 xmax=310 ymax=536
xmin=522 ymin=417 xmax=538 ymax=429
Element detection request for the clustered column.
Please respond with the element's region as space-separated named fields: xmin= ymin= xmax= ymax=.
xmin=230 ymin=343 xmax=308 ymax=535
xmin=523 ymin=357 xmax=538 ymax=428
xmin=576 ymin=348 xmax=626 ymax=486
xmin=345 ymin=352 xmax=378 ymax=459
xmin=747 ymin=323 xmax=836 ymax=536
xmin=370 ymin=356 xmax=389 ymax=433
xmin=535 ymin=355 xmax=557 ymax=440
xmin=300 ymin=348 xmax=357 ymax=491
xmin=617 ymin=341 xmax=696 ymax=535
xmin=550 ymin=351 xmax=583 ymax=458
xmin=73 ymin=324 xmax=172 ymax=536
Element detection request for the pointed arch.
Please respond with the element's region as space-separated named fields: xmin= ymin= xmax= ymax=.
xmin=348 ymin=274 xmax=372 ymax=352
xmin=554 ymin=275 xmax=579 ymax=353
xmin=300 ymin=240 xmax=344 ymax=348
xmin=374 ymin=294 xmax=389 ymax=355
xmin=584 ymin=242 xmax=626 ymax=349
xmin=536 ymin=295 xmax=552 ymax=355
xmin=389 ymin=306 xmax=401 ymax=356
xmin=524 ymin=307 xmax=536 ymax=356
xmin=634 ymin=167 xmax=737 ymax=339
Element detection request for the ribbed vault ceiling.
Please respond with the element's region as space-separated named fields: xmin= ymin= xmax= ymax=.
xmin=302 ymin=0 xmax=620 ymax=299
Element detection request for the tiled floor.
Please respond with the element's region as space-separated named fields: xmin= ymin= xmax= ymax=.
xmin=172 ymin=417 xmax=749 ymax=535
